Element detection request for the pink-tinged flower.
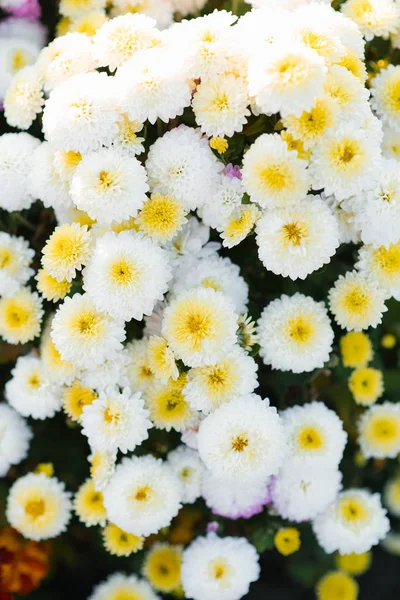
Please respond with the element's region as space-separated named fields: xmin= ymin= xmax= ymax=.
xmin=223 ymin=163 xmax=242 ymax=180
xmin=4 ymin=0 xmax=41 ymax=20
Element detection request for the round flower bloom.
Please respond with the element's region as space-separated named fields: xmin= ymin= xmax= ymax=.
xmin=316 ymin=571 xmax=358 ymax=600
xmin=342 ymin=0 xmax=399 ymax=42
xmin=146 ymin=373 xmax=199 ymax=432
xmin=143 ymin=542 xmax=182 ymax=593
xmin=381 ymin=333 xmax=396 ymax=349
xmin=167 ymin=446 xmax=204 ymax=504
xmin=358 ymin=402 xmax=400 ymax=459
xmin=340 ymin=331 xmax=373 ymax=368
xmin=42 ymin=223 xmax=92 ymax=283
xmin=83 ymin=231 xmax=171 ymax=322
xmin=274 ymin=528 xmax=301 ymax=556
xmin=323 ymin=65 xmax=370 ymax=120
xmin=282 ymin=95 xmax=339 ymax=150
xmin=202 ymin=470 xmax=270 ymax=520
xmin=309 ymin=124 xmax=381 ymax=202
xmin=197 ymin=394 xmax=286 ymax=482
xmin=356 ymin=242 xmax=400 ymax=298
xmin=74 ymin=478 xmax=106 ymax=527
xmin=125 ymin=338 xmax=157 ymax=392
xmin=103 ymin=455 xmax=182 ymax=536
xmin=384 ymin=477 xmax=400 ymax=517
xmin=50 ymin=293 xmax=126 ymax=369
xmin=136 ymin=194 xmax=187 ymax=243
xmin=116 ymin=46 xmax=191 ymax=125
xmin=258 ymin=293 xmax=334 ymax=373
xmin=27 ymin=142 xmax=73 ymax=212
xmin=146 ymin=127 xmax=222 ymax=212
xmin=147 ymin=336 xmax=179 ymax=383
xmin=162 ymin=288 xmax=238 ymax=368
xmin=81 ymin=387 xmax=151 ymax=454
xmin=0 ymin=288 xmax=43 ymax=344
xmin=192 ymin=74 xmax=250 ymax=138
xmin=0 ymin=403 xmax=32 ymax=476
xmin=219 ymin=204 xmax=261 ymax=248
xmin=256 ymin=195 xmax=340 ymax=280
xmin=93 ymin=13 xmax=158 ymax=71
xmin=6 ymin=473 xmax=72 ymax=541
xmin=281 ymin=402 xmax=347 ymax=470
xmin=36 ymin=269 xmax=72 ymax=303
xmin=313 ymin=488 xmax=390 ymax=554
xmin=172 ymin=255 xmax=249 ymax=315
xmin=335 ymin=551 xmax=372 ymax=576
xmin=63 ymin=379 xmax=97 ymax=422
xmin=348 ymin=367 xmax=384 ymax=406
xmin=4 ymin=66 xmax=44 ymax=131
xmin=183 ymin=346 xmax=258 ymax=415
xmin=70 ymin=148 xmax=149 ymax=225
xmin=59 ymin=0 xmax=106 ymax=19
xmin=0 ymin=132 xmax=40 ymax=211
xmin=42 ymin=72 xmax=121 ymax=154
xmin=248 ymin=40 xmax=326 ymax=118
xmin=6 ymin=355 xmax=62 ymax=420
xmin=242 ymin=133 xmax=310 ymax=209
xmin=102 ymin=523 xmax=144 ymax=557
xmin=200 ymin=170 xmax=243 ymax=230
xmin=329 ymin=272 xmax=387 ymax=331
xmin=0 ymin=233 xmax=34 ymax=297
xmin=271 ymin=464 xmax=342 ymax=522
xmin=88 ymin=573 xmax=160 ymax=600
xmin=181 ymin=534 xmax=260 ymax=600
xmin=89 ymin=450 xmax=116 ymax=492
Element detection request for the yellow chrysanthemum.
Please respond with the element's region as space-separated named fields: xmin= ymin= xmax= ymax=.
xmin=146 ymin=373 xmax=197 ymax=432
xmin=316 ymin=571 xmax=358 ymax=600
xmin=359 ymin=403 xmax=400 ymax=458
xmin=41 ymin=223 xmax=92 ymax=283
xmin=210 ymin=137 xmax=228 ymax=154
xmin=102 ymin=522 xmax=144 ymax=556
xmin=283 ymin=95 xmax=338 ymax=149
xmin=70 ymin=11 xmax=108 ymax=36
xmin=382 ymin=333 xmax=396 ymax=349
xmin=74 ymin=478 xmax=107 ymax=527
xmin=63 ymin=380 xmax=97 ymax=422
xmin=220 ymin=205 xmax=260 ymax=248
xmin=348 ymin=367 xmax=384 ymax=406
xmin=335 ymin=552 xmax=372 ymax=576
xmin=147 ymin=335 xmax=179 ymax=383
xmin=274 ymin=528 xmax=301 ymax=556
xmin=36 ymin=269 xmax=72 ymax=302
xmin=136 ymin=194 xmax=187 ymax=242
xmin=0 ymin=288 xmax=43 ymax=344
xmin=340 ymin=331 xmax=373 ymax=368
xmin=143 ymin=543 xmax=183 ymax=593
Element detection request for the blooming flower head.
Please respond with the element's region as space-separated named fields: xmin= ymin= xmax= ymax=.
xmin=342 ymin=0 xmax=399 ymax=42
xmin=146 ymin=373 xmax=199 ymax=432
xmin=63 ymin=379 xmax=97 ymax=422
xmin=358 ymin=402 xmax=400 ymax=459
xmin=348 ymin=367 xmax=384 ymax=406
xmin=143 ymin=542 xmax=183 ymax=593
xmin=0 ymin=233 xmax=34 ymax=298
xmin=74 ymin=478 xmax=107 ymax=527
xmin=316 ymin=571 xmax=358 ymax=600
xmin=36 ymin=269 xmax=72 ymax=303
xmin=88 ymin=573 xmax=160 ymax=600
xmin=136 ymin=193 xmax=187 ymax=242
xmin=274 ymin=528 xmax=301 ymax=556
xmin=356 ymin=242 xmax=400 ymax=298
xmin=0 ymin=288 xmax=43 ymax=345
xmin=102 ymin=522 xmax=144 ymax=557
xmin=340 ymin=331 xmax=373 ymax=368
xmin=335 ymin=551 xmax=372 ymax=576
xmin=282 ymin=95 xmax=339 ymax=149
xmin=0 ymin=403 xmax=32 ymax=477
xmin=41 ymin=223 xmax=92 ymax=283
xmin=4 ymin=66 xmax=44 ymax=131
xmin=219 ymin=204 xmax=260 ymax=248
xmin=6 ymin=473 xmax=72 ymax=541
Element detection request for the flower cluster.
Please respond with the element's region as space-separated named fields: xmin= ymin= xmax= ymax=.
xmin=1 ymin=0 xmax=400 ymax=599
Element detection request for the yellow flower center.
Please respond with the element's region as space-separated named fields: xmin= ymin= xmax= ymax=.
xmin=342 ymin=285 xmax=370 ymax=315
xmin=212 ymin=93 xmax=229 ymax=111
xmin=297 ymin=426 xmax=324 ymax=450
xmin=4 ymin=303 xmax=30 ymax=328
xmin=373 ymin=244 xmax=400 ymax=278
xmin=276 ymin=55 xmax=310 ymax=86
xmin=259 ymin=163 xmax=294 ymax=194
xmin=201 ymin=277 xmax=223 ymax=292
xmin=71 ymin=100 xmax=93 ymax=120
xmin=137 ymin=194 xmax=184 ymax=240
xmin=96 ymin=170 xmax=121 ymax=192
xmin=109 ymin=259 xmax=139 ymax=286
xmin=282 ymin=222 xmax=308 ymax=246
xmin=339 ymin=498 xmax=369 ymax=524
xmin=118 ymin=116 xmax=141 ymax=144
xmin=25 ymin=499 xmax=45 ymax=519
xmin=11 ymin=49 xmax=29 ymax=73
xmin=27 ymin=372 xmax=42 ymax=389
xmin=231 ymin=433 xmax=249 ymax=452
xmin=0 ymin=248 xmax=14 ymax=270
xmin=73 ymin=311 xmax=103 ymax=338
xmin=286 ymin=316 xmax=314 ymax=344
xmin=134 ymin=485 xmax=151 ymax=502
xmin=329 ymin=138 xmax=363 ymax=171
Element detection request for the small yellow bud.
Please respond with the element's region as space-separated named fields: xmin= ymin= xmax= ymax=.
xmin=34 ymin=463 xmax=54 ymax=477
xmin=382 ymin=333 xmax=396 ymax=349
xmin=274 ymin=528 xmax=301 ymax=556
xmin=210 ymin=136 xmax=228 ymax=154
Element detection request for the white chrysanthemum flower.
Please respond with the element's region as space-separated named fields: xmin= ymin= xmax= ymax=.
xmin=358 ymin=402 xmax=400 ymax=459
xmin=329 ymin=271 xmax=387 ymax=331
xmin=59 ymin=0 xmax=106 ymax=19
xmin=172 ymin=256 xmax=248 ymax=314
xmin=110 ymin=114 xmax=145 ymax=157
xmin=0 ymin=36 xmax=40 ymax=98
xmin=181 ymin=534 xmax=260 ymax=600
xmin=281 ymin=401 xmax=347 ymax=470
xmin=162 ymin=287 xmax=238 ymax=368
xmin=42 ymin=72 xmax=121 ymax=153
xmin=282 ymin=94 xmax=339 ymax=150
xmin=0 ymin=404 xmax=32 ymax=477
xmin=200 ymin=171 xmax=243 ymax=230
xmin=81 ymin=387 xmax=151 ymax=454
xmin=42 ymin=223 xmax=92 ymax=283
xmin=125 ymin=338 xmax=157 ymax=392
xmin=256 ymin=195 xmax=340 ymax=280
xmin=202 ymin=470 xmax=269 ymax=520
xmin=342 ymin=0 xmax=399 ymax=42
xmin=27 ymin=142 xmax=74 ymax=212
xmin=197 ymin=394 xmax=286 ymax=482
xmin=384 ymin=477 xmax=400 ymax=517
xmin=192 ymin=74 xmax=250 ymax=138
xmin=248 ymin=41 xmax=326 ymax=117
xmin=111 ymin=0 xmax=173 ymax=29
xmin=0 ymin=132 xmax=40 ymax=211
xmin=146 ymin=127 xmax=222 ymax=212
xmin=313 ymin=488 xmax=390 ymax=554
xmin=6 ymin=473 xmax=72 ymax=541
xmin=41 ymin=326 xmax=78 ymax=386
xmin=89 ymin=449 xmax=116 ymax=492
xmin=103 ymin=455 xmax=182 ymax=536
xmin=93 ymin=13 xmax=158 ymax=71
xmin=146 ymin=373 xmax=200 ymax=432
xmin=382 ymin=127 xmax=400 ymax=160
xmin=51 ymin=293 xmax=126 ymax=369
xmin=241 ymin=134 xmax=310 ymax=209
xmin=0 ymin=287 xmax=43 ymax=345
xmin=117 ymin=46 xmax=191 ymax=125
xmin=167 ymin=446 xmax=204 ymax=504
xmin=0 ymin=233 xmax=34 ymax=298
xmin=74 ymin=478 xmax=107 ymax=527
xmin=88 ymin=573 xmax=160 ymax=600
xmin=6 ymin=355 xmax=62 ymax=420
xmin=70 ymin=148 xmax=148 ymax=224
xmin=3 ymin=64 xmax=44 ymax=131
xmin=356 ymin=242 xmax=400 ymax=298
xmin=183 ymin=346 xmax=258 ymax=415
xmin=309 ymin=123 xmax=381 ymax=201
xmin=147 ymin=335 xmax=179 ymax=383
xmin=271 ymin=464 xmax=342 ymax=522
xmin=258 ymin=293 xmax=334 ymax=373
xmin=323 ymin=65 xmax=370 ymax=124
xmin=83 ymin=231 xmax=171 ymax=322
